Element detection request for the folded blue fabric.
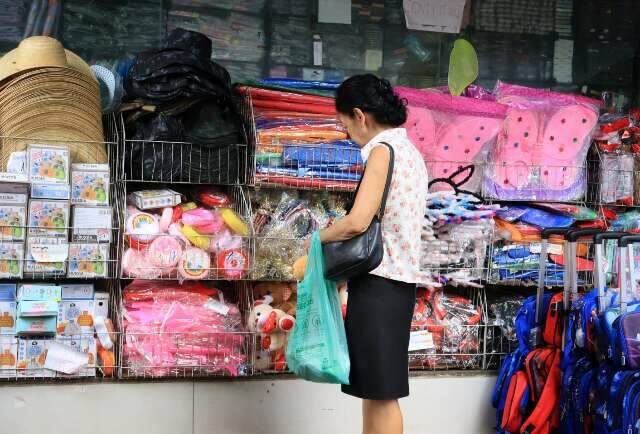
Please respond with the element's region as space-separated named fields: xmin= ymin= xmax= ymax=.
xmin=509 ymin=206 xmax=574 ymax=228
xmin=260 ymin=78 xmax=341 ymax=90
xmin=283 ymin=142 xmax=362 ymax=166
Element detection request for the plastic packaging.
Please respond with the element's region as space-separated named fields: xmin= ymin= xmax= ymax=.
xmin=395 ymin=87 xmax=507 ymax=192
xmin=599 ymin=153 xmax=635 ymax=205
xmin=484 ymin=82 xmax=601 ymax=201
xmin=285 ymin=232 xmax=350 ymax=384
xmin=121 ymin=280 xmax=247 ymax=377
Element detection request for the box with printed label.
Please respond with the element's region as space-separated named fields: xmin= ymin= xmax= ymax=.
xmin=61 ymin=284 xmax=94 ymax=300
xmin=0 ymin=204 xmax=26 ymax=241
xmin=72 ymin=206 xmax=112 ymax=243
xmin=0 ymin=183 xmax=28 ymax=203
xmin=16 ymin=316 xmax=56 ymax=336
xmin=132 ymin=189 xmax=182 ymax=210
xmin=28 ymin=145 xmax=70 ymax=185
xmin=0 ymin=284 xmax=16 ymax=335
xmin=57 ymin=298 xmax=94 ymax=337
xmin=0 ymin=337 xmax=17 ymax=378
xmin=18 ymin=300 xmax=59 ymax=317
xmin=67 ymin=243 xmax=109 ymax=278
xmin=17 ymin=339 xmax=55 ymax=378
xmin=94 ymin=292 xmax=109 ymax=318
xmin=24 ymin=237 xmax=68 ymax=276
xmin=55 ymin=336 xmax=96 ymax=377
xmin=28 ymin=200 xmax=69 ymax=238
xmin=71 ymin=164 xmax=109 ymax=206
xmin=18 ymin=284 xmax=62 ymax=302
xmin=30 ymin=183 xmax=71 ymax=200
xmin=0 ymin=242 xmax=23 ymax=278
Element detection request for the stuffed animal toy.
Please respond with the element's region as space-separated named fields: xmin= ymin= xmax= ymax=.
xmin=254 ymin=282 xmax=296 ymax=305
xmin=292 ymin=255 xmax=307 ymax=281
xmin=248 ymin=296 xmax=296 ymax=371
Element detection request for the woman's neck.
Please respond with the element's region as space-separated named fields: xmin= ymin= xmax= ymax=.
xmin=362 ymin=125 xmax=394 ymax=146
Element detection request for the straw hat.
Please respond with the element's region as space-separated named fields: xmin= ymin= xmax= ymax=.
xmin=0 ymin=37 xmax=106 ymax=169
xmin=0 ymin=36 xmax=94 ymax=83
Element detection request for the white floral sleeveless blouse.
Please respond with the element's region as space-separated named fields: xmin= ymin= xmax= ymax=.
xmin=360 ymin=128 xmax=428 ymax=284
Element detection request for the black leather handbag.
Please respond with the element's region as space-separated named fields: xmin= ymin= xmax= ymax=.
xmin=323 ymin=142 xmax=394 ymax=281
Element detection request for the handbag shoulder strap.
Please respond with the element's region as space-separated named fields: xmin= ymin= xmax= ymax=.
xmin=349 ymin=141 xmax=395 ymax=218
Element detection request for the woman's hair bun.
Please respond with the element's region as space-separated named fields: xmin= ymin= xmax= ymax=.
xmin=336 ymin=74 xmax=407 ymax=127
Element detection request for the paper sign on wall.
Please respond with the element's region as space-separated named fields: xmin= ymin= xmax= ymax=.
xmin=319 ymin=0 xmax=351 ymax=25
xmin=403 ymin=0 xmax=467 ymax=33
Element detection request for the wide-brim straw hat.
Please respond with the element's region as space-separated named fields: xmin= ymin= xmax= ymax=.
xmin=0 ymin=37 xmax=106 ymax=169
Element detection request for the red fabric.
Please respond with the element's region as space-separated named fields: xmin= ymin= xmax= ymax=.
xmin=543 ymin=293 xmax=564 ymax=348
xmin=502 ymin=371 xmax=528 ymax=432
xmin=239 ymin=86 xmax=335 ymax=106
xmin=252 ymin=99 xmax=337 ymax=115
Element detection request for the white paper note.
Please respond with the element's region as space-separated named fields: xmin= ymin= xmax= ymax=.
xmin=403 ymin=0 xmax=466 ymax=33
xmin=409 ymin=330 xmax=435 ymax=352
xmin=318 ymin=0 xmax=352 ymax=25
xmin=44 ymin=341 xmax=89 ymax=374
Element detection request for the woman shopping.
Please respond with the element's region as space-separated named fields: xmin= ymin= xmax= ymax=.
xmin=318 ymin=74 xmax=429 ymax=434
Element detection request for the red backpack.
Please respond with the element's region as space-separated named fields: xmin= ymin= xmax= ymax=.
xmin=543 ymin=292 xmax=564 ymax=348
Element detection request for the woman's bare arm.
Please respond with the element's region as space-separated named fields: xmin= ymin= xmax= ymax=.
xmin=319 ymin=145 xmax=390 ymax=243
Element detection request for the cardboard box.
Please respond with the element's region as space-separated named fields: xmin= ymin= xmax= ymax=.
xmin=71 ymin=206 xmax=112 ymax=243
xmin=24 ymin=237 xmax=68 ymax=277
xmin=17 ymin=338 xmax=55 ymax=378
xmin=18 ymin=284 xmax=62 ymax=302
xmin=18 ymin=300 xmax=59 ymax=317
xmin=57 ymin=299 xmax=94 ymax=337
xmin=61 ymin=284 xmax=94 ymax=300
xmin=0 ymin=242 xmax=23 ymax=278
xmin=67 ymin=243 xmax=109 ymax=278
xmin=55 ymin=336 xmax=96 ymax=377
xmin=94 ymin=292 xmax=109 ymax=318
xmin=31 ymin=183 xmax=71 ymax=200
xmin=27 ymin=145 xmax=70 ymax=185
xmin=71 ymin=164 xmax=109 ymax=206
xmin=0 ymin=183 xmax=28 ymax=204
xmin=131 ymin=189 xmax=181 ymax=210
xmin=0 ymin=336 xmax=17 ymax=378
xmin=0 ymin=284 xmax=16 ymax=335
xmin=28 ymin=200 xmax=69 ymax=238
xmin=16 ymin=316 xmax=57 ymax=336
xmin=0 ymin=205 xmax=26 ymax=241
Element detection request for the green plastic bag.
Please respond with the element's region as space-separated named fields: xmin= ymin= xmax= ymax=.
xmin=285 ymin=231 xmax=350 ymax=384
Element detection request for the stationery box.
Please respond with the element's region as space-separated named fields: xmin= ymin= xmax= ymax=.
xmin=28 ymin=200 xmax=70 ymax=238
xmin=2 ymin=151 xmax=27 ymax=181
xmin=61 ymin=284 xmax=94 ymax=300
xmin=0 ymin=205 xmax=26 ymax=241
xmin=57 ymin=299 xmax=95 ymax=337
xmin=0 ymin=336 xmax=17 ymax=378
xmin=27 ymin=144 xmax=70 ymax=185
xmin=18 ymin=300 xmax=59 ymax=317
xmin=131 ymin=189 xmax=182 ymax=210
xmin=71 ymin=164 xmax=109 ymax=206
xmin=16 ymin=316 xmax=57 ymax=336
xmin=71 ymin=206 xmax=112 ymax=243
xmin=55 ymin=336 xmax=96 ymax=377
xmin=94 ymin=292 xmax=109 ymax=318
xmin=24 ymin=237 xmax=68 ymax=277
xmin=17 ymin=338 xmax=55 ymax=378
xmin=0 ymin=183 xmax=28 ymax=203
xmin=0 ymin=284 xmax=16 ymax=335
xmin=18 ymin=284 xmax=62 ymax=302
xmin=31 ymin=183 xmax=71 ymax=200
xmin=0 ymin=242 xmax=23 ymax=279
xmin=67 ymin=243 xmax=109 ymax=278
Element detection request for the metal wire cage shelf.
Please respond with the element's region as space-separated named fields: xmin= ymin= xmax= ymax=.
xmin=116 ymin=280 xmax=256 ymax=379
xmin=409 ymin=286 xmax=489 ymax=371
xmin=117 ymin=183 xmax=254 ymax=281
xmin=117 ymin=103 xmax=249 ymax=185
xmin=241 ymin=91 xmax=361 ymax=192
xmin=0 ymin=280 xmax=120 ymax=381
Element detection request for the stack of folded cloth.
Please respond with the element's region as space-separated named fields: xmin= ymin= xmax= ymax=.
xmin=122 ymin=28 xmax=245 ymax=184
xmin=239 ymin=79 xmax=363 ymax=190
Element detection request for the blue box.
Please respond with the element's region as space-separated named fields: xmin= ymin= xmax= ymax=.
xmin=16 ymin=316 xmax=56 ymax=335
xmin=18 ymin=300 xmax=59 ymax=317
xmin=31 ymin=183 xmax=71 ymax=200
xmin=17 ymin=284 xmax=61 ymax=302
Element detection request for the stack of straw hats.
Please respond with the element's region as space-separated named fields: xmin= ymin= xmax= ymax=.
xmin=0 ymin=36 xmax=106 ymax=170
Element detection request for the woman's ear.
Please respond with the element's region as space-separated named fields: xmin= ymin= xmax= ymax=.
xmin=353 ymin=108 xmax=366 ymax=126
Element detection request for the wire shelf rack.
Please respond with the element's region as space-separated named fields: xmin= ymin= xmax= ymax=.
xmin=117 ymin=280 xmax=256 ymax=379
xmin=117 ymin=106 xmax=249 ymax=185
xmin=117 ymin=183 xmax=253 ymax=281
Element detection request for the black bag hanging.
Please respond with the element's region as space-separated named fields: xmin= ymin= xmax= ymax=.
xmin=322 ymin=142 xmax=394 ymax=281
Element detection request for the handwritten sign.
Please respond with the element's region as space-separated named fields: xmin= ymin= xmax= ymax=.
xmin=403 ymin=0 xmax=466 ymax=33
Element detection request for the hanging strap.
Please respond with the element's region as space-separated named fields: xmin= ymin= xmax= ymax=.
xmin=349 ymin=141 xmax=395 ymax=218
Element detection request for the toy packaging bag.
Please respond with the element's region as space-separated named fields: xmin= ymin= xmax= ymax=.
xmin=286 ymin=231 xmax=350 ymax=384
xmin=485 ymin=82 xmax=600 ymax=201
xmin=395 ymin=87 xmax=507 ymax=193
